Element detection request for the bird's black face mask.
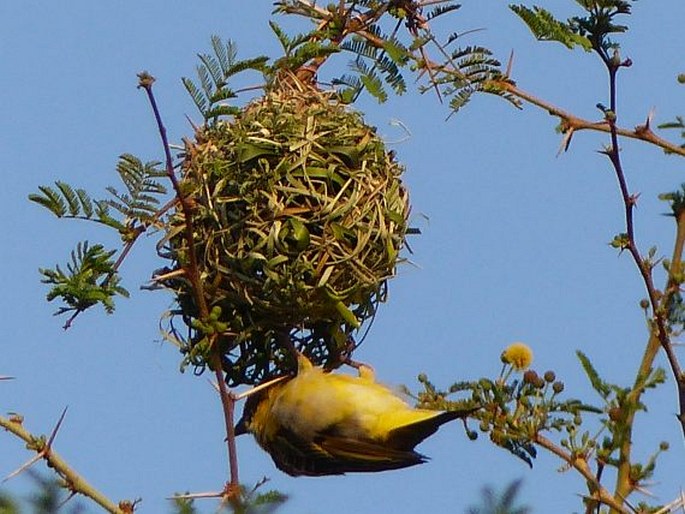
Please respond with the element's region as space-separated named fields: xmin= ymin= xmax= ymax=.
xmin=234 ymin=389 xmax=265 ymax=435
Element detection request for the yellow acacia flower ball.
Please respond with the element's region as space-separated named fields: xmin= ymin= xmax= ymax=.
xmin=501 ymin=342 xmax=534 ymax=371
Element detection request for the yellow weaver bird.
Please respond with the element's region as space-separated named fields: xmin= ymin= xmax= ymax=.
xmin=235 ymin=354 xmax=475 ymax=476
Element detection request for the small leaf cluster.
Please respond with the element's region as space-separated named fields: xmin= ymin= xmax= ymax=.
xmin=40 ymin=242 xmax=129 ymax=316
xmin=509 ymin=5 xmax=592 ymax=51
xmin=336 ymin=31 xmax=408 ymax=104
xmin=30 ymin=154 xmax=167 ymax=318
xmin=472 ymin=366 xmax=588 ymax=467
xmin=659 ymin=182 xmax=685 ymax=219
xmin=510 ymin=1 xmax=635 ymax=58
xmin=182 ymin=35 xmax=269 ymax=122
xmin=30 ymin=154 xmax=166 ymax=238
xmin=418 ymin=44 xmax=517 ymax=114
xmin=273 ymin=0 xmax=517 ymax=113
xmin=106 ymin=154 xmax=168 ymax=236
xmin=577 ymin=351 xmax=667 ymax=484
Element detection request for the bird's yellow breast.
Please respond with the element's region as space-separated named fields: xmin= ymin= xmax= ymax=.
xmin=266 ymin=361 xmax=440 ymax=442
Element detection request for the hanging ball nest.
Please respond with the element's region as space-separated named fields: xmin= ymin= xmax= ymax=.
xmin=161 ymin=79 xmax=410 ymax=385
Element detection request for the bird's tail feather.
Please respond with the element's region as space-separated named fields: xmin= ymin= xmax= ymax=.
xmin=386 ymin=406 xmax=478 ymax=450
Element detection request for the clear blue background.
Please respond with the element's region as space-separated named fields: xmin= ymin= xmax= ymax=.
xmin=1 ymin=1 xmax=683 ymax=513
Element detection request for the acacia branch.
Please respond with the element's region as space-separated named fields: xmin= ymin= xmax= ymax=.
xmin=137 ymin=73 xmax=209 ymax=320
xmin=488 ymin=69 xmax=685 ymax=441
xmin=491 ymin=80 xmax=685 ymax=157
xmin=137 ymin=73 xmax=241 ymax=490
xmin=533 ymin=434 xmax=629 ymax=514
xmin=586 ymin=55 xmax=685 ymax=511
xmin=0 ymin=415 xmax=129 ymax=514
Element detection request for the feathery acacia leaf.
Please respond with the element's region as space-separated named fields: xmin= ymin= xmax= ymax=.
xmin=104 ymin=154 xmax=167 ymax=224
xmin=577 ymin=351 xmax=611 ymax=399
xmin=411 ymin=43 xmax=516 ymax=114
xmin=182 ymin=77 xmax=208 ymax=114
xmin=338 ymin=34 xmax=407 ymax=102
xmin=197 ymin=53 xmax=225 ymax=90
xmin=331 ymin=74 xmax=364 ymax=103
xmin=40 ymin=241 xmax=129 ymax=316
xmin=427 ymin=3 xmax=462 ymax=21
xmin=77 ymin=188 xmax=94 ymax=218
xmin=30 ymin=154 xmax=166 ymax=236
xmin=510 ymin=5 xmax=592 ymax=50
xmin=351 ymin=57 xmax=388 ymax=103
xmin=29 ymin=184 xmax=68 ymax=218
xmin=211 ymin=34 xmax=233 ymax=75
xmin=501 ymin=438 xmax=537 ymax=468
xmin=182 ymin=37 xmax=269 ymax=122
xmin=269 ymin=21 xmax=315 ymax=55
xmin=56 ymin=181 xmax=80 ymax=216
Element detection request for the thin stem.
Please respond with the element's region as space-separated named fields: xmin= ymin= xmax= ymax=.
xmin=0 ymin=415 xmax=128 ymax=514
xmin=138 ymin=74 xmax=209 ymax=319
xmin=603 ymin=63 xmax=638 ymax=510
xmin=138 ymin=73 xmax=241 ymax=492
xmin=663 ymin=210 xmax=685 ymax=434
xmin=597 ymin=56 xmax=685 ymax=512
xmin=607 ymin=64 xmax=685 ymax=435
xmin=214 ymin=358 xmax=240 ymax=489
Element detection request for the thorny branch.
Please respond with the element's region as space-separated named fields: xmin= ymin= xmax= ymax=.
xmin=590 ymin=55 xmax=685 ymax=514
xmin=489 ymin=80 xmax=685 ymax=158
xmin=486 ymin=61 xmax=685 ymax=443
xmin=0 ymin=413 xmax=130 ymax=514
xmin=137 ymin=72 xmax=241 ymax=494
xmin=533 ymin=434 xmax=630 ymax=514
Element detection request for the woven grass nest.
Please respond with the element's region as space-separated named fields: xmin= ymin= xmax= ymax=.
xmin=162 ymin=79 xmax=410 ymax=385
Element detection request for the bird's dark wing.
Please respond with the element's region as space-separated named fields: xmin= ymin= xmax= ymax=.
xmin=385 ymin=411 xmax=459 ymax=450
xmin=267 ymin=429 xmax=346 ymax=477
xmin=385 ymin=407 xmax=479 ymax=451
xmin=267 ymin=427 xmax=427 ymax=476
xmin=317 ymin=435 xmax=427 ymax=473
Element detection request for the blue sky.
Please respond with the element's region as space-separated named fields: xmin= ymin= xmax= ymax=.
xmin=1 ymin=1 xmax=684 ymax=513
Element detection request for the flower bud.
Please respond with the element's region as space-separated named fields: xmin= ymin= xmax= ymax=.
xmin=501 ymin=342 xmax=533 ymax=371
